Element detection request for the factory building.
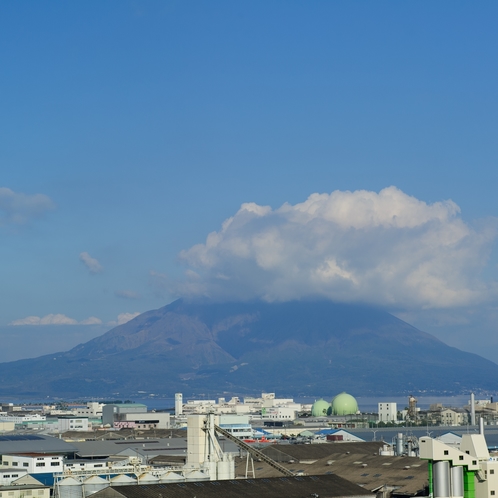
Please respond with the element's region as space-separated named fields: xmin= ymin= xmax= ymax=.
xmin=419 ymin=421 xmax=496 ymax=498
xmin=378 ymin=402 xmax=397 ymax=422
xmin=102 ymin=404 xmax=170 ymax=429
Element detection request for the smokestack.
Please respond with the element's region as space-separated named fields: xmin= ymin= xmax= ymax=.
xmin=175 ymin=393 xmax=183 ymax=416
xmin=471 ymin=393 xmax=476 ymax=426
xmin=480 ymin=417 xmax=485 ymax=435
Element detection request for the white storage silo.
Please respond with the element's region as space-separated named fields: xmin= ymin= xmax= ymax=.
xmin=110 ymin=474 xmax=137 ymax=487
xmin=137 ymin=472 xmax=159 ymax=485
xmin=57 ymin=477 xmax=84 ymax=498
xmin=184 ymin=470 xmax=209 ymax=482
xmin=159 ymin=472 xmax=185 ymax=483
xmin=451 ymin=466 xmax=464 ymax=498
xmin=82 ymin=475 xmax=109 ymax=497
xmin=434 ymin=461 xmax=451 ymax=498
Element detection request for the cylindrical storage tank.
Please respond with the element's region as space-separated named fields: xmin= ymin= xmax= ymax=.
xmin=82 ymin=476 xmax=109 ymax=497
xmin=137 ymin=473 xmax=159 ymax=485
xmin=185 ymin=470 xmax=210 ymax=482
xmin=434 ymin=461 xmax=451 ymax=498
xmin=57 ymin=477 xmax=84 ymax=498
xmin=396 ymin=433 xmax=404 ymax=456
xmin=159 ymin=472 xmax=185 ymax=483
xmin=217 ymin=461 xmax=231 ymax=480
xmin=110 ymin=475 xmax=137 ymax=487
xmin=451 ymin=466 xmax=464 ymax=498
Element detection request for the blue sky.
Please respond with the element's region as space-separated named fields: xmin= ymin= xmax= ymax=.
xmin=1 ymin=1 xmax=498 ymax=362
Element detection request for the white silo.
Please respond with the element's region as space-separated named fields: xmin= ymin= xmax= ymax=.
xmin=137 ymin=472 xmax=159 ymax=485
xmin=57 ymin=477 xmax=84 ymax=498
xmin=159 ymin=472 xmax=185 ymax=483
xmin=110 ymin=475 xmax=137 ymax=487
xmin=175 ymin=393 xmax=183 ymax=416
xmin=82 ymin=475 xmax=109 ymax=497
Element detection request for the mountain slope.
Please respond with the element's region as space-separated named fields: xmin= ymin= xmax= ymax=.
xmin=0 ymin=299 xmax=496 ymax=397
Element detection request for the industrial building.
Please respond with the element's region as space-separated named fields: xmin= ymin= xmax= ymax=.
xmin=419 ymin=420 xmax=498 ymax=498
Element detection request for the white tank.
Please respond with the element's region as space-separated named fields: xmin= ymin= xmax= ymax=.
xmin=159 ymin=472 xmax=185 ymax=483
xmin=434 ymin=461 xmax=451 ymax=498
xmin=110 ymin=474 xmax=137 ymax=486
xmin=57 ymin=477 xmax=84 ymax=498
xmin=217 ymin=460 xmax=232 ymax=480
xmin=451 ymin=466 xmax=464 ymax=498
xmin=396 ymin=433 xmax=404 ymax=456
xmin=82 ymin=476 xmax=109 ymax=497
xmin=137 ymin=472 xmax=159 ymax=485
xmin=184 ymin=470 xmax=210 ymax=482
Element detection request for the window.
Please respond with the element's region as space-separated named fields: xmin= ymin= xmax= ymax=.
xmin=473 ymin=461 xmax=477 ymax=465
xmin=491 ymin=492 xmax=495 ymax=496
xmin=51 ymin=462 xmax=59 ymax=467
xmin=4 ymin=475 xmax=10 ymax=478
xmin=36 ymin=463 xmax=45 ymax=467
xmin=38 ymin=491 xmax=44 ymax=496
xmin=459 ymin=456 xmax=464 ymax=461
xmin=2 ymin=462 xmax=7 ymax=466
xmin=444 ymin=450 xmax=449 ymax=455
xmin=23 ymin=463 xmax=28 ymax=467
xmin=12 ymin=475 xmax=17 ymax=478
xmin=12 ymin=462 xmax=18 ymax=467
xmin=492 ymin=470 xmax=495 ymax=475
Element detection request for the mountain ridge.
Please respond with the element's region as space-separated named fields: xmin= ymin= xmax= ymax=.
xmin=0 ymin=299 xmax=496 ymax=397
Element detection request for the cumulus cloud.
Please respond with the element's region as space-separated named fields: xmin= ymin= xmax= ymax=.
xmin=79 ymin=252 xmax=103 ymax=274
xmin=0 ymin=187 xmax=55 ymax=225
xmin=9 ymin=314 xmax=103 ymax=326
xmin=178 ymin=186 xmax=498 ymax=309
xmin=107 ymin=312 xmax=141 ymax=327
xmin=114 ymin=289 xmax=141 ymax=300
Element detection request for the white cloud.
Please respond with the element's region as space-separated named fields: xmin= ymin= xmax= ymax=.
xmin=178 ymin=186 xmax=498 ymax=309
xmin=107 ymin=312 xmax=140 ymax=327
xmin=79 ymin=252 xmax=103 ymax=274
xmin=79 ymin=316 xmax=103 ymax=325
xmin=114 ymin=290 xmax=141 ymax=300
xmin=0 ymin=187 xmax=55 ymax=225
xmin=9 ymin=314 xmax=102 ymax=326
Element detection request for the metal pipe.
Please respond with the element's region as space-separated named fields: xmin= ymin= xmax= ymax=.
xmin=479 ymin=417 xmax=484 ymax=435
xmin=471 ymin=393 xmax=475 ymax=426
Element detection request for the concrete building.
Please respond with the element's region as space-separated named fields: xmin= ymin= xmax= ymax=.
xmin=261 ymin=407 xmax=297 ymax=420
xmin=378 ymin=402 xmax=397 ymax=423
xmin=57 ymin=417 xmax=89 ymax=432
xmin=0 ymin=480 xmax=50 ymax=498
xmin=440 ymin=408 xmax=466 ymax=426
xmin=102 ymin=404 xmax=147 ymax=427
xmin=218 ymin=415 xmax=253 ymax=439
xmin=0 ymin=469 xmax=28 ymax=485
xmin=72 ymin=402 xmax=104 ymax=418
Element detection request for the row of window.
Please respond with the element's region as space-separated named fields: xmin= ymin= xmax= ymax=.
xmin=0 ymin=491 xmax=45 ymax=496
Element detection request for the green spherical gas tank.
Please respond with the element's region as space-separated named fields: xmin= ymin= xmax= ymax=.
xmin=331 ymin=392 xmax=358 ymax=415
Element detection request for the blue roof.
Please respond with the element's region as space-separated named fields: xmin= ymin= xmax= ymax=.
xmin=315 ymin=429 xmax=339 ymax=435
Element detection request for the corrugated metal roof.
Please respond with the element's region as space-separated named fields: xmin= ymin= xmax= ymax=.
xmin=92 ymin=474 xmax=375 ymax=498
xmin=0 ymin=434 xmax=77 ymax=455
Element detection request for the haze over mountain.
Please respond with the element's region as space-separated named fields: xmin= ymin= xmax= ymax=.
xmin=0 ymin=299 xmax=496 ymax=398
